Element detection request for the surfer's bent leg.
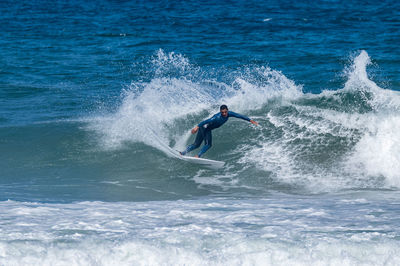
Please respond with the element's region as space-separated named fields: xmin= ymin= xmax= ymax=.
xmin=198 ymin=129 xmax=212 ymax=157
xmin=181 ymin=127 xmax=205 ymax=155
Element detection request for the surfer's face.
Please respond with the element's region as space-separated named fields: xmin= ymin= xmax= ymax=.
xmin=220 ymin=109 xmax=228 ymax=117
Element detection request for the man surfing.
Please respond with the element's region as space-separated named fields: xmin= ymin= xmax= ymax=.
xmin=180 ymin=105 xmax=258 ymax=158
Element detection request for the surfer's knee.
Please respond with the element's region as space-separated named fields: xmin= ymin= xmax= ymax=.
xmin=203 ymin=144 xmax=211 ymax=151
xmin=204 ymin=139 xmax=212 ymax=148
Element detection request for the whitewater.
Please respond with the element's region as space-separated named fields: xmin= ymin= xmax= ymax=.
xmin=90 ymin=50 xmax=400 ymax=192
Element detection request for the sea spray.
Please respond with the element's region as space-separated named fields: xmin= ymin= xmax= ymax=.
xmin=89 ymin=50 xmax=302 ymax=153
xmin=241 ymin=51 xmax=400 ymax=191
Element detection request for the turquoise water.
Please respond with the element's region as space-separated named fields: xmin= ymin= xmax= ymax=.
xmin=1 ymin=0 xmax=399 ymax=264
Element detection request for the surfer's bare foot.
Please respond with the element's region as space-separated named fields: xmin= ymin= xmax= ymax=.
xmin=194 ymin=155 xmax=199 ymax=158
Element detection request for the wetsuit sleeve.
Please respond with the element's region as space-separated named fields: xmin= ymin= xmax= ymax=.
xmin=198 ymin=114 xmax=217 ymax=127
xmin=228 ymin=111 xmax=251 ymax=122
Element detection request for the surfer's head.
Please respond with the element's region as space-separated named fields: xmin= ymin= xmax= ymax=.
xmin=220 ymin=105 xmax=228 ymax=117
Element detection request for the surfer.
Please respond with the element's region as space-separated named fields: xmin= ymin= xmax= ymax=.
xmin=180 ymin=105 xmax=258 ymax=158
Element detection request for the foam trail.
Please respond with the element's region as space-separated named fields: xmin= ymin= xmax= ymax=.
xmin=174 ymin=130 xmax=192 ymax=151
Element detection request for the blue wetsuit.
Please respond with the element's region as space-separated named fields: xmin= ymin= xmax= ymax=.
xmin=181 ymin=111 xmax=251 ymax=157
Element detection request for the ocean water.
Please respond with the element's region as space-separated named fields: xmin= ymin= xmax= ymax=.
xmin=1 ymin=0 xmax=400 ymax=265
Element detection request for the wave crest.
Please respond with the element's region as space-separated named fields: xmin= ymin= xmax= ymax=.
xmin=88 ymin=50 xmax=400 ymax=192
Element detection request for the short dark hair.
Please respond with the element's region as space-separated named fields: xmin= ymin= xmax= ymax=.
xmin=220 ymin=104 xmax=228 ymax=111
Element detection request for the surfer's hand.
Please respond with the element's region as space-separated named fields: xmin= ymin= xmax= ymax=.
xmin=191 ymin=126 xmax=199 ymax=134
xmin=250 ymin=120 xmax=259 ymax=126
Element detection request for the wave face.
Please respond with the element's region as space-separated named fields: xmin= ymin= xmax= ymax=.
xmin=1 ymin=50 xmax=398 ymax=203
xmin=84 ymin=50 xmax=400 ymax=197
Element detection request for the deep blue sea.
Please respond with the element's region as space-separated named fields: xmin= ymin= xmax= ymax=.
xmin=1 ymin=0 xmax=400 ymax=265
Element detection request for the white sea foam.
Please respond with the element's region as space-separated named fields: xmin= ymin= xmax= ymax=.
xmin=349 ymin=115 xmax=400 ymax=187
xmin=322 ymin=51 xmax=400 ymax=188
xmin=343 ymin=51 xmax=400 ymax=187
xmin=1 ymin=196 xmax=399 ymax=265
xmin=241 ymin=50 xmax=400 ymax=190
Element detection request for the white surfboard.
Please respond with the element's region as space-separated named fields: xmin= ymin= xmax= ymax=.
xmin=178 ymin=153 xmax=225 ymax=169
xmin=165 ymin=146 xmax=225 ymax=169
